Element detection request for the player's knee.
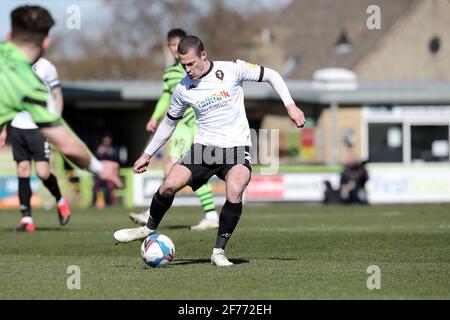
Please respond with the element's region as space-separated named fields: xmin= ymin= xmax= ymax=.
xmin=17 ymin=162 xmax=31 ymax=177
xmin=160 ymin=179 xmax=180 ymax=197
xmin=37 ymin=171 xmax=50 ymax=180
xmin=226 ymin=183 xmax=245 ymax=202
xmin=36 ymin=166 xmax=50 ymax=180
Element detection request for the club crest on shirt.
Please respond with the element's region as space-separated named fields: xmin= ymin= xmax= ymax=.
xmin=215 ymin=70 xmax=224 ymax=80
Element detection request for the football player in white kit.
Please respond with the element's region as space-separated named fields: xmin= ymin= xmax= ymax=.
xmin=0 ymin=57 xmax=71 ymax=232
xmin=114 ymin=35 xmax=305 ymax=266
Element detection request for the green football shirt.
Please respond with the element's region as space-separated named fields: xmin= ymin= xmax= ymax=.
xmin=0 ymin=42 xmax=61 ymax=129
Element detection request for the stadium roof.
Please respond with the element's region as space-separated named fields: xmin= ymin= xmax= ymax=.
xmin=62 ymin=80 xmax=450 ymax=105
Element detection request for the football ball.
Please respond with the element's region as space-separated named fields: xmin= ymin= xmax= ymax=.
xmin=141 ymin=233 xmax=175 ymax=268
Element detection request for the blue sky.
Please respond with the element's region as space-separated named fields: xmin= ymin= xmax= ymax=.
xmin=0 ymin=0 xmax=101 ymax=41
xmin=1 ymin=0 xmax=291 ymax=42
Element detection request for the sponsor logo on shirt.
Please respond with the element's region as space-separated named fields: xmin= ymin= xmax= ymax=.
xmin=196 ymin=91 xmax=231 ymax=110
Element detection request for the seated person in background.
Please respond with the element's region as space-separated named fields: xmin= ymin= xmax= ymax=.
xmin=339 ymin=156 xmax=369 ymax=204
xmin=92 ymin=135 xmax=120 ymax=207
xmin=323 ymin=180 xmax=341 ymax=204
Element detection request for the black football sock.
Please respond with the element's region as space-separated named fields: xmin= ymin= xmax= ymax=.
xmin=215 ymin=201 xmax=242 ymax=250
xmin=146 ymin=189 xmax=174 ymax=230
xmin=41 ymin=173 xmax=62 ymax=202
xmin=18 ymin=177 xmax=32 ymax=217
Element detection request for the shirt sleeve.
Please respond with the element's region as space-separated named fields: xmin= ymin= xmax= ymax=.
xmin=166 ymin=84 xmax=188 ymax=121
xmin=262 ymin=67 xmax=295 ymax=107
xmin=34 ymin=59 xmax=61 ymax=89
xmin=144 ymin=116 xmax=177 ymax=156
xmin=45 ymin=63 xmax=61 ymax=89
xmin=234 ymin=59 xmax=265 ymax=83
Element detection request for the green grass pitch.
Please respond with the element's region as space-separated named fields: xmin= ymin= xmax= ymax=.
xmin=0 ymin=203 xmax=448 ymax=299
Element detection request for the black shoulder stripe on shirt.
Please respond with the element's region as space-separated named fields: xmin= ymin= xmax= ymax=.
xmin=258 ymin=66 xmax=265 ymax=82
xmin=167 ymin=113 xmax=183 ymax=121
xmin=23 ymin=96 xmax=47 ymax=107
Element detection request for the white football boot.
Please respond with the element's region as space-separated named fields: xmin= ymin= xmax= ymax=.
xmin=129 ymin=211 xmax=150 ymax=226
xmin=211 ymin=248 xmax=234 ymax=266
xmin=114 ymin=226 xmax=153 ymax=243
xmin=190 ymin=218 xmax=219 ymax=231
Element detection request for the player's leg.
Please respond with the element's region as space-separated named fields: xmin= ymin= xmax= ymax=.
xmin=187 ymin=122 xmax=219 ymax=229
xmin=33 ymin=134 xmax=72 ymax=225
xmin=129 ymin=158 xmax=177 ymax=225
xmin=145 ymin=164 xmax=192 ymax=229
xmin=15 ymin=160 xmax=35 ymax=232
xmin=114 ymin=164 xmax=192 ymax=243
xmin=174 ymin=121 xmax=219 ymax=229
xmin=130 ymin=122 xmax=218 ymax=228
xmin=163 ymin=158 xmax=175 ymax=176
xmin=128 ymin=157 xmax=177 ymax=225
xmin=211 ymin=164 xmax=251 ymax=266
xmin=10 ymin=127 xmax=35 ymax=232
xmin=36 ymin=160 xmax=72 ymax=225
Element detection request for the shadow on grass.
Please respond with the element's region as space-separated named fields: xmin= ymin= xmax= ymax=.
xmin=1 ymin=227 xmax=64 ymax=233
xmin=113 ymin=258 xmax=250 ymax=270
xmin=172 ymin=258 xmax=250 ymax=266
xmin=268 ymin=257 xmax=300 ymax=261
xmin=31 ymin=227 xmax=67 ymax=232
xmin=161 ymin=225 xmax=192 ymax=230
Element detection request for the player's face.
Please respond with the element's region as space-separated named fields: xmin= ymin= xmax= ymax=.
xmin=168 ymin=36 xmax=182 ymax=59
xmin=179 ymin=48 xmax=207 ymax=80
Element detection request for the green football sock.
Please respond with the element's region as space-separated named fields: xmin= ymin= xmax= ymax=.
xmin=195 ymin=183 xmax=216 ymax=215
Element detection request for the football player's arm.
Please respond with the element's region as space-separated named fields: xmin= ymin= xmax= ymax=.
xmin=23 ymin=87 xmax=122 ymax=187
xmin=41 ymin=123 xmax=123 ymax=187
xmin=47 ymin=63 xmax=64 ymax=115
xmin=261 ymin=67 xmax=306 ymax=128
xmin=237 ymin=59 xmax=305 ymax=128
xmin=51 ymin=86 xmax=64 ymax=115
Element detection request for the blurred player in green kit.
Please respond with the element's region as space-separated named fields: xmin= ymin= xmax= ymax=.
xmin=129 ymin=29 xmax=219 ymax=230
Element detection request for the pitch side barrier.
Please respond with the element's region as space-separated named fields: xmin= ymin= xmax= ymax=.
xmin=131 ymin=164 xmax=450 ymax=205
xmin=2 ymin=164 xmax=450 ymax=209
